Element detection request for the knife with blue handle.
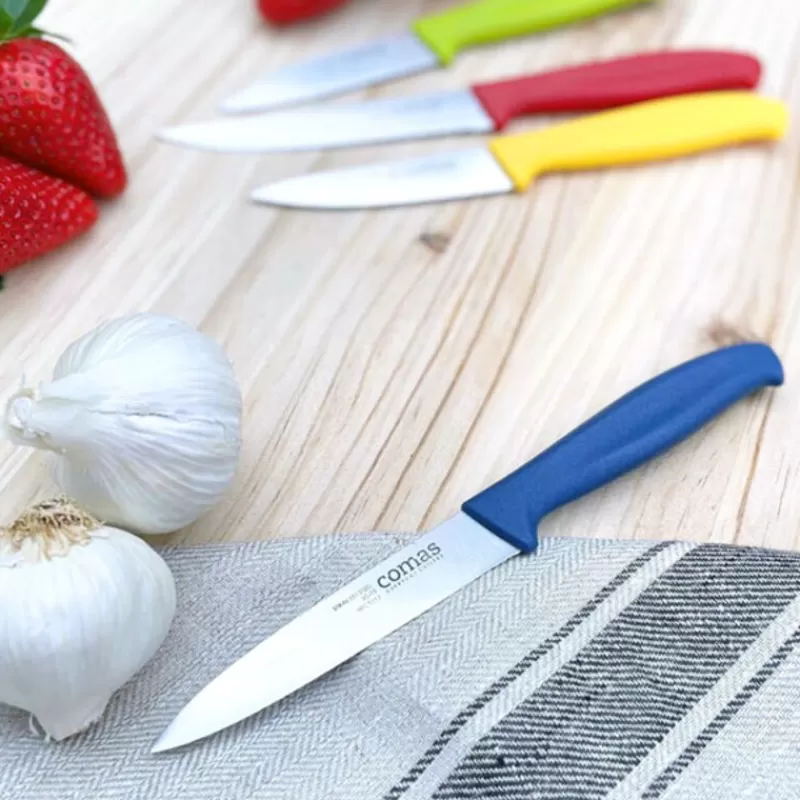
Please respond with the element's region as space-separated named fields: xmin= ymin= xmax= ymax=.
xmin=152 ymin=343 xmax=783 ymax=753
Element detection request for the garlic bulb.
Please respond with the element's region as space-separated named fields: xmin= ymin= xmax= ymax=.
xmin=4 ymin=313 xmax=242 ymax=534
xmin=0 ymin=498 xmax=176 ymax=740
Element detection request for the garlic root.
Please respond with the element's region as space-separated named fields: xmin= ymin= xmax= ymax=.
xmin=31 ymin=695 xmax=113 ymax=742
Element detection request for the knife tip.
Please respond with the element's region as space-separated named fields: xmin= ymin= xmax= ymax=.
xmin=218 ymin=82 xmax=301 ymax=115
xmin=217 ymin=97 xmax=249 ymax=115
xmin=150 ymin=725 xmax=190 ymax=755
xmin=153 ymin=127 xmax=178 ymax=145
xmin=250 ymin=187 xmax=305 ymax=209
xmin=218 ymin=91 xmax=272 ymax=115
xmin=150 ymin=730 xmax=177 ymax=754
xmin=153 ymin=127 xmax=201 ymax=152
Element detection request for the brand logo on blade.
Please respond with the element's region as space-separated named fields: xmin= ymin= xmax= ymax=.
xmin=400 ymin=155 xmax=460 ymax=178
xmin=376 ymin=543 xmax=442 ymax=591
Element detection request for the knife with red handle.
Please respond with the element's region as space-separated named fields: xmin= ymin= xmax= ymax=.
xmin=159 ymin=50 xmax=764 ymax=154
xmin=257 ymin=0 xmax=350 ymax=25
xmin=474 ymin=49 xmax=762 ymax=129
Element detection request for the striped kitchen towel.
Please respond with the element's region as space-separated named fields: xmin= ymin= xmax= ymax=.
xmin=2 ymin=533 xmax=800 ymax=799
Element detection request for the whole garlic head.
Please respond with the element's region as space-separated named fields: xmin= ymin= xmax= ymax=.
xmin=0 ymin=498 xmax=176 ymax=740
xmin=5 ymin=313 xmax=242 ymax=534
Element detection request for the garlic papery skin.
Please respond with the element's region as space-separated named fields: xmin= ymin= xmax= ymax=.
xmin=4 ymin=312 xmax=243 ymax=535
xmin=0 ymin=498 xmax=176 ymax=741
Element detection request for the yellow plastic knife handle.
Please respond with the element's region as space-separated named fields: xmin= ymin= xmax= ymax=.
xmin=489 ymin=91 xmax=788 ymax=192
xmin=413 ymin=0 xmax=652 ymax=65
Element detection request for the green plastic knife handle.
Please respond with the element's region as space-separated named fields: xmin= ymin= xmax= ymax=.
xmin=413 ymin=0 xmax=653 ymax=65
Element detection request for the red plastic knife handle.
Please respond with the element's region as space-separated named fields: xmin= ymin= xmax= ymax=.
xmin=257 ymin=0 xmax=350 ymax=25
xmin=472 ymin=50 xmax=762 ymax=130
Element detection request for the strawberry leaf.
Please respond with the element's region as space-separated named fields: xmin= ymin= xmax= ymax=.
xmin=12 ymin=24 xmax=57 ymax=39
xmin=0 ymin=0 xmax=47 ymax=38
xmin=0 ymin=10 xmax=14 ymax=37
xmin=9 ymin=0 xmax=46 ymax=33
xmin=2 ymin=0 xmax=27 ymax=18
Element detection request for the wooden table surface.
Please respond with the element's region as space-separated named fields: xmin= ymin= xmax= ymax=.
xmin=0 ymin=0 xmax=798 ymax=551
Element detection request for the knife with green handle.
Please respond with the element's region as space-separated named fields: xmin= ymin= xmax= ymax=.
xmin=250 ymin=92 xmax=788 ymax=210
xmin=221 ymin=0 xmax=653 ymax=113
xmin=415 ymin=0 xmax=650 ymax=64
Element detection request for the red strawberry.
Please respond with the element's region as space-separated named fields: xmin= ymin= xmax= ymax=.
xmin=257 ymin=0 xmax=350 ymax=25
xmin=0 ymin=155 xmax=97 ymax=274
xmin=0 ymin=0 xmax=126 ymax=197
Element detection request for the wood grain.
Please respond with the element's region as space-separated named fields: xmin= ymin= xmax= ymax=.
xmin=1 ymin=0 xmax=799 ymax=551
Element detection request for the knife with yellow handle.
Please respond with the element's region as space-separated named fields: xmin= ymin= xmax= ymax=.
xmin=250 ymin=92 xmax=788 ymax=210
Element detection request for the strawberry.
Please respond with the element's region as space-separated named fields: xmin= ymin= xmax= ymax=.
xmin=257 ymin=0 xmax=350 ymax=25
xmin=0 ymin=0 xmax=126 ymax=197
xmin=0 ymin=155 xmax=97 ymax=274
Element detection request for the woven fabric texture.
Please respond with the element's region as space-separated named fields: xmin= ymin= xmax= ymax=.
xmin=3 ymin=533 xmax=800 ymax=800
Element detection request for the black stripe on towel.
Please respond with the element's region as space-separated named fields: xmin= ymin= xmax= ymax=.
xmin=641 ymin=625 xmax=800 ymax=798
xmin=432 ymin=545 xmax=800 ymax=800
xmin=383 ymin=543 xmax=673 ymax=800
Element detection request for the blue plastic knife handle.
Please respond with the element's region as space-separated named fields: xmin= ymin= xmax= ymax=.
xmin=462 ymin=343 xmax=783 ymax=553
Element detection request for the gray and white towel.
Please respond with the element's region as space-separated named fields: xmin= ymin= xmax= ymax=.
xmin=3 ymin=533 xmax=800 ymax=799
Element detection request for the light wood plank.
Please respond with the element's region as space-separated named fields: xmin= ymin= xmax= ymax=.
xmin=1 ymin=0 xmax=799 ymax=552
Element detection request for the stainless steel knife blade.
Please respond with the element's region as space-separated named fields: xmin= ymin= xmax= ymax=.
xmin=159 ymin=90 xmax=493 ymax=153
xmin=152 ymin=513 xmax=517 ymax=753
xmin=220 ymin=33 xmax=437 ymax=114
xmin=250 ymin=147 xmax=513 ymax=210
